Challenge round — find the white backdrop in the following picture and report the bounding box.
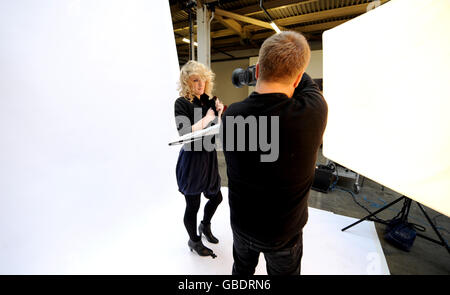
[0,0,181,274]
[323,0,450,216]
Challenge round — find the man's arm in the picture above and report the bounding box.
[293,72,328,134]
[293,72,321,98]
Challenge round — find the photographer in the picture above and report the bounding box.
[221,32,328,274]
[174,61,224,258]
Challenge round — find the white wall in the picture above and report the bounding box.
[211,59,249,107]
[248,56,259,95]
[0,0,180,274]
[306,50,323,79]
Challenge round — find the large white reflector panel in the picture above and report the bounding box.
[323,0,450,216]
[0,0,180,273]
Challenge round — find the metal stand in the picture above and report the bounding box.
[186,0,196,61]
[342,195,450,254]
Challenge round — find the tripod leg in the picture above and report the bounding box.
[415,203,450,254]
[402,198,412,223]
[342,196,405,231]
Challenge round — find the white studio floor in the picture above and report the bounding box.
[79,187,389,275]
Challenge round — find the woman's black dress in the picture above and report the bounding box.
[174,94,221,196]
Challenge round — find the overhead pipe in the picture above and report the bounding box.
[259,0,272,22]
[260,0,281,33]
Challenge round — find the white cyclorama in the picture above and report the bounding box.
[323,0,450,217]
[0,0,181,274]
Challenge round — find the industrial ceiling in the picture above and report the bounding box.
[170,0,390,64]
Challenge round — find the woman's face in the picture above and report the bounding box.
[189,75,205,97]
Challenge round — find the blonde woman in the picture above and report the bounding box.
[174,61,224,258]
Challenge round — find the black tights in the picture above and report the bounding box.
[183,191,223,242]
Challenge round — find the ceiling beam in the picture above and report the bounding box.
[176,20,340,46]
[211,28,235,39]
[173,20,192,31]
[174,1,388,34]
[232,0,318,16]
[186,17,343,43]
[170,4,181,15]
[204,18,348,49]
[173,1,391,55]
[212,36,242,47]
[214,15,249,40]
[276,0,389,26]
[173,0,318,30]
[250,19,349,41]
[210,17,346,43]
[214,8,286,31]
[297,19,349,33]
[175,9,359,44]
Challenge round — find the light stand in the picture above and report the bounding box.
[342,195,450,254]
[185,0,197,61]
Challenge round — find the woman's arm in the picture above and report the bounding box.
[174,99,193,136]
[191,108,216,132]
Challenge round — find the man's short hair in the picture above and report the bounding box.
[258,31,311,83]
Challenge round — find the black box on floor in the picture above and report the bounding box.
[312,165,334,193]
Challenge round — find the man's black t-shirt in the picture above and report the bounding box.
[221,73,328,246]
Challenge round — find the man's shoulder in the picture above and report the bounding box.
[223,99,249,116]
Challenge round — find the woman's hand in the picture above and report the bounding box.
[215,98,224,118]
[192,105,221,132]
[204,108,216,126]
[191,108,216,132]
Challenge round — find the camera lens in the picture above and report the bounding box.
[231,65,257,88]
[231,68,246,88]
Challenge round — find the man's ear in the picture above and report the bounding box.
[255,63,260,80]
[293,71,304,88]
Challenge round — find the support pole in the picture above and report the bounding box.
[188,7,195,61]
[196,4,211,67]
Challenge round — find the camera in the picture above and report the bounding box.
[231,65,323,92]
[231,65,257,88]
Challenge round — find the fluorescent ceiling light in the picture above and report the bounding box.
[182,37,198,46]
[270,22,281,34]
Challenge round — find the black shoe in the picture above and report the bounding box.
[188,239,217,258]
[199,221,219,244]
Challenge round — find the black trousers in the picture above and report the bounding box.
[232,229,303,275]
[183,191,223,242]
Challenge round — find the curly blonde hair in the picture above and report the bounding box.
[178,60,215,101]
